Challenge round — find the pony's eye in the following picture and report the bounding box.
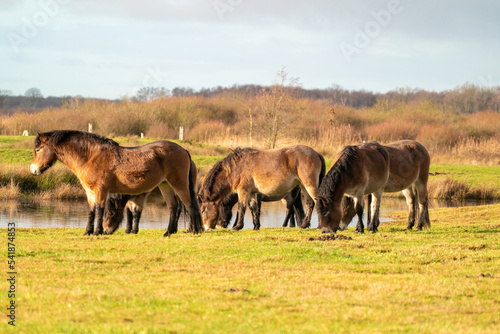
[35,148,42,154]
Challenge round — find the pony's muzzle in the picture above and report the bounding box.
[321,226,338,234]
[30,164,41,176]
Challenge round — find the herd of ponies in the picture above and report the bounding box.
[30,130,431,237]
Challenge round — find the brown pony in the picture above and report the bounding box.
[103,159,197,235]
[30,130,203,236]
[216,187,305,229]
[198,145,325,230]
[317,142,390,233]
[342,140,431,231]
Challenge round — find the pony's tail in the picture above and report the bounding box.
[318,153,326,185]
[186,152,204,234]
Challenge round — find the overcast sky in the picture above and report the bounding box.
[1,0,499,99]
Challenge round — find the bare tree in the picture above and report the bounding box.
[258,67,301,149]
[135,87,170,102]
[0,89,12,108]
[24,87,43,108]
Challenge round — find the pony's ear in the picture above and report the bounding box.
[317,197,330,216]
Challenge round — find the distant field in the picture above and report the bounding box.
[2,204,498,333]
[430,164,500,189]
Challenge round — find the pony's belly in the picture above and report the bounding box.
[384,177,416,193]
[254,179,299,198]
[112,177,164,195]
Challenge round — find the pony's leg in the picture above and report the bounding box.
[414,181,431,230]
[300,191,315,229]
[402,187,416,230]
[354,198,364,233]
[158,183,180,236]
[173,196,184,232]
[233,191,250,231]
[125,208,133,234]
[249,194,262,230]
[130,194,147,234]
[85,206,96,235]
[368,191,383,234]
[366,195,372,231]
[83,190,96,235]
[233,202,247,230]
[131,207,142,234]
[282,196,293,227]
[166,178,203,235]
[293,189,305,228]
[219,194,238,228]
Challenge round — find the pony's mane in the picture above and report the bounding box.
[43,130,118,147]
[318,145,358,200]
[202,147,258,197]
[37,130,119,154]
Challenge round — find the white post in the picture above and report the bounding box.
[229,139,233,148]
[88,123,93,133]
[179,126,184,141]
[141,133,144,139]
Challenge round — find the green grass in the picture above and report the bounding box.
[0,135,35,148]
[1,204,499,333]
[430,164,500,189]
[0,149,32,164]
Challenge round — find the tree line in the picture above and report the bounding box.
[2,83,499,115]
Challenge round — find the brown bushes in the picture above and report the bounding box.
[0,95,498,164]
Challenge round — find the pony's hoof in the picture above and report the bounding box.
[83,231,93,236]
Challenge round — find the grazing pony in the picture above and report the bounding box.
[30,130,203,236]
[217,187,305,229]
[198,145,325,230]
[103,159,197,235]
[317,142,390,233]
[342,140,431,231]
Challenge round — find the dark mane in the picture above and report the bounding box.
[202,147,258,198]
[36,130,119,155]
[44,130,118,147]
[318,145,358,200]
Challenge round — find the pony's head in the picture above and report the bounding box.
[316,196,343,233]
[197,193,220,230]
[103,194,131,234]
[30,133,57,175]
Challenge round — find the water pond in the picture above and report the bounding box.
[1,197,494,232]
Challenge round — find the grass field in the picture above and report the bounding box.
[1,204,499,333]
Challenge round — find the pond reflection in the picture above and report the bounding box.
[1,197,495,231]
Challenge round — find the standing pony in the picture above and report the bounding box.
[30,130,203,236]
[103,159,198,235]
[198,145,325,230]
[342,140,431,231]
[317,142,390,234]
